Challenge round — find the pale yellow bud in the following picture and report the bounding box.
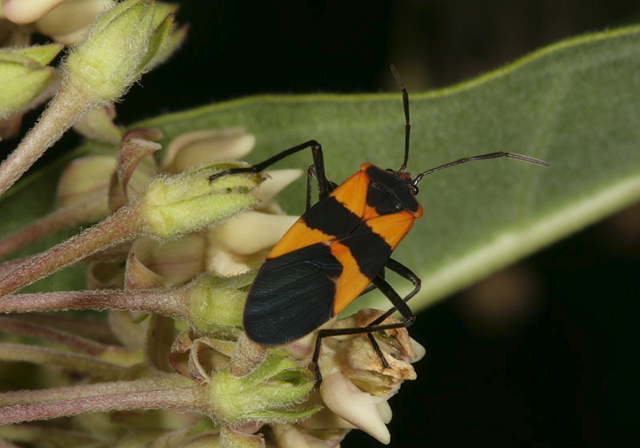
[138,163,263,239]
[0,44,61,118]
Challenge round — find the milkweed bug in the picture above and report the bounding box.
[209,66,548,382]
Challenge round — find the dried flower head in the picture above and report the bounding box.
[273,309,425,445]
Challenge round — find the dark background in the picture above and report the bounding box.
[9,1,640,446]
[119,1,640,447]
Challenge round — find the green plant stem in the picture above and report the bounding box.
[0,206,141,297]
[0,343,128,380]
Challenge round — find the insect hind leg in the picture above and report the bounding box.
[367,257,421,326]
[312,262,419,384]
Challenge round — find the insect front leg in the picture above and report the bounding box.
[306,165,338,210]
[208,140,333,198]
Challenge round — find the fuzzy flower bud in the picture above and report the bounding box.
[63,0,179,104]
[0,1,184,197]
[206,169,301,276]
[207,352,319,424]
[137,163,264,239]
[0,44,61,118]
[187,272,255,338]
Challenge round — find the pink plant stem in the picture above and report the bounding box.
[0,376,190,407]
[0,83,89,198]
[0,206,140,297]
[0,288,187,320]
[0,257,29,278]
[0,382,204,425]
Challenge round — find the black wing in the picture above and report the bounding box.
[243,243,343,345]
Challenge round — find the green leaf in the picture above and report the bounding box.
[4,25,640,313]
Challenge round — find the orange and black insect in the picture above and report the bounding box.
[209,67,548,380]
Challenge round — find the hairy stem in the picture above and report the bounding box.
[0,288,188,321]
[0,82,92,198]
[0,376,191,407]
[0,206,140,297]
[0,381,204,425]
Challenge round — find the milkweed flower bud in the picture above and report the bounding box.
[56,154,116,220]
[0,0,185,196]
[187,272,255,338]
[206,170,302,276]
[0,44,61,118]
[207,352,319,424]
[1,0,69,24]
[138,163,264,240]
[63,0,179,104]
[163,128,257,173]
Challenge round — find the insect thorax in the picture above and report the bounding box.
[363,165,420,216]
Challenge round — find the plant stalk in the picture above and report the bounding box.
[0,381,203,425]
[0,206,140,297]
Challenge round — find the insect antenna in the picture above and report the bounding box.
[390,64,411,172]
[412,151,549,187]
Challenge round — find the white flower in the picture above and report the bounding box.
[320,370,393,444]
[314,309,425,444]
[2,0,114,44]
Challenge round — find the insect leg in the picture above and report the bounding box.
[355,259,421,372]
[306,165,338,210]
[312,274,416,384]
[390,64,411,172]
[357,267,386,297]
[208,139,333,198]
[366,258,421,326]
